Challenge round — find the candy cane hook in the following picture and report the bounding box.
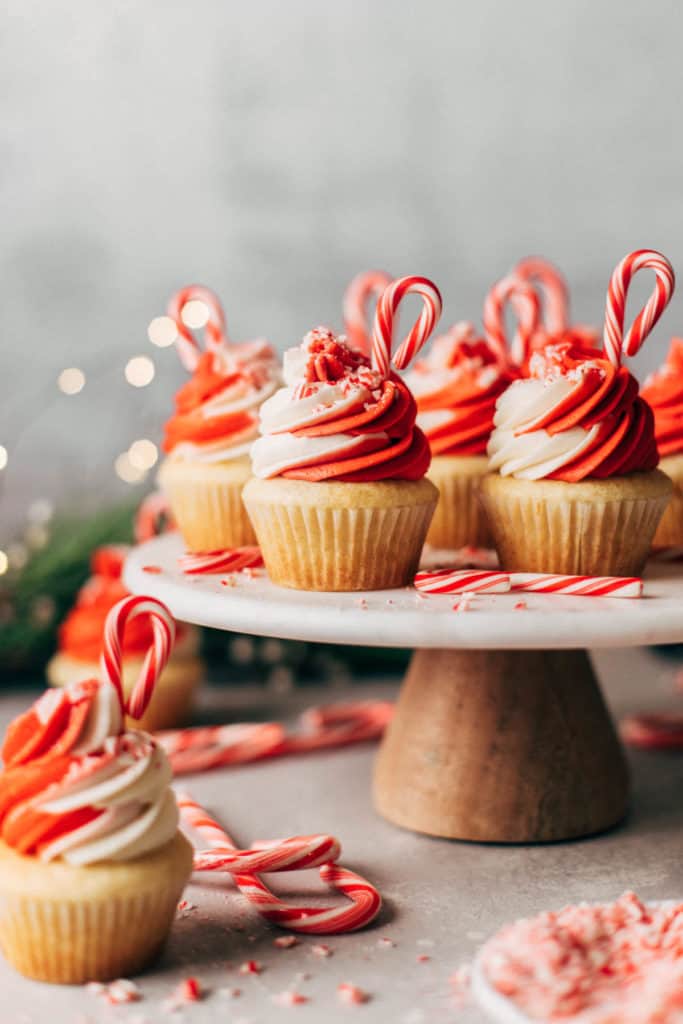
[483,274,541,368]
[603,249,675,367]
[100,595,175,718]
[343,270,393,354]
[167,284,228,372]
[371,276,442,378]
[514,256,569,334]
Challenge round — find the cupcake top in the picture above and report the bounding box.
[488,249,676,482]
[162,285,279,463]
[251,276,442,483]
[641,338,683,458]
[0,679,177,865]
[405,323,513,456]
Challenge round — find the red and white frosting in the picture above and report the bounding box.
[0,680,177,865]
[641,338,683,458]
[250,327,431,482]
[406,323,513,456]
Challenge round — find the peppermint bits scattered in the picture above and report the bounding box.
[337,982,371,1005]
[239,959,263,975]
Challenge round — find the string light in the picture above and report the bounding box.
[114,452,147,484]
[148,316,178,348]
[0,446,7,471]
[57,368,86,395]
[181,299,209,329]
[0,552,8,576]
[128,439,158,471]
[125,356,155,388]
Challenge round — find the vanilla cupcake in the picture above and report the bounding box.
[481,250,675,576]
[0,678,193,983]
[641,338,683,548]
[157,285,279,551]
[47,546,203,731]
[243,277,442,590]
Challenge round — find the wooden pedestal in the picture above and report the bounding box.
[373,648,630,843]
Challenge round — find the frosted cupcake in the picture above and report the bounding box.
[481,250,675,577]
[157,285,279,551]
[0,598,193,983]
[243,276,442,591]
[641,338,683,548]
[47,546,203,731]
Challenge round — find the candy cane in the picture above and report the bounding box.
[343,270,393,354]
[178,547,264,575]
[621,713,683,750]
[134,492,175,544]
[514,256,569,334]
[414,570,511,595]
[177,794,382,934]
[603,249,675,367]
[483,274,542,367]
[509,573,643,598]
[100,595,175,718]
[371,276,442,378]
[167,284,228,372]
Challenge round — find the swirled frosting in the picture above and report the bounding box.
[0,680,178,865]
[250,328,431,481]
[163,340,279,463]
[488,341,658,481]
[641,338,683,457]
[58,547,187,662]
[405,323,513,456]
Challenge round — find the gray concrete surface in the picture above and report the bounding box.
[0,645,682,1021]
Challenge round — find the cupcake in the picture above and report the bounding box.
[641,338,683,548]
[0,600,193,983]
[481,249,675,577]
[243,276,442,591]
[157,284,279,551]
[47,545,203,731]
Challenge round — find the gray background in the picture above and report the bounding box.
[3,0,683,539]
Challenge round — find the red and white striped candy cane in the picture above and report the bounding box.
[177,794,382,934]
[178,546,264,575]
[603,249,675,367]
[100,595,175,718]
[414,569,511,595]
[509,573,642,598]
[371,276,442,378]
[134,492,175,544]
[514,256,569,334]
[167,284,228,372]
[483,274,542,367]
[343,269,393,354]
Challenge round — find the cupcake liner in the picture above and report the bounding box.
[426,454,491,549]
[243,477,438,591]
[47,653,204,732]
[0,833,193,983]
[653,454,683,548]
[158,456,256,551]
[480,470,672,577]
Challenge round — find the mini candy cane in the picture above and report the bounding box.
[514,256,569,334]
[134,491,175,544]
[100,595,175,717]
[603,249,675,366]
[178,546,264,575]
[343,269,393,353]
[509,573,643,598]
[177,794,382,933]
[371,275,442,378]
[414,570,511,595]
[621,713,683,750]
[483,274,542,367]
[167,284,228,372]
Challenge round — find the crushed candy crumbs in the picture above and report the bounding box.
[274,935,299,948]
[239,959,263,975]
[337,983,370,1005]
[311,944,332,958]
[272,990,309,1006]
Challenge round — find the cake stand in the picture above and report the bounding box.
[124,535,683,845]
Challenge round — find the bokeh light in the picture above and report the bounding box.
[28,499,54,524]
[114,452,147,484]
[0,552,8,576]
[181,299,209,329]
[125,356,155,388]
[148,316,178,348]
[57,368,86,395]
[128,438,158,471]
[25,524,49,549]
[0,446,7,471]
[7,543,28,571]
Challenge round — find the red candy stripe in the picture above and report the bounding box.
[177,794,382,934]
[167,284,228,372]
[483,273,541,367]
[100,596,175,718]
[621,713,683,750]
[178,547,264,575]
[414,570,511,595]
[514,256,569,334]
[134,492,175,544]
[603,249,675,367]
[343,269,393,354]
[371,276,442,378]
[510,573,643,598]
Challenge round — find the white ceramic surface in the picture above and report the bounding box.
[124,535,683,650]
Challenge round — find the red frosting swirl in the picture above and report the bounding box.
[641,338,683,457]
